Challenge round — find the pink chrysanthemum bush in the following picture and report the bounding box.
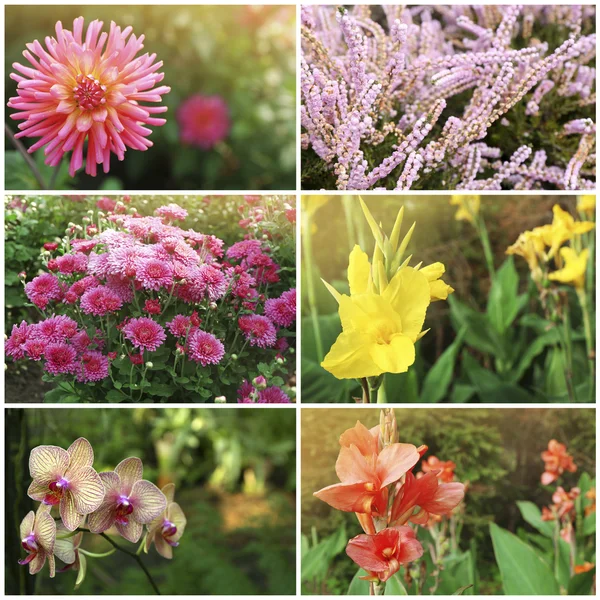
[301,5,596,190]
[6,198,296,403]
[17,437,184,594]
[7,17,170,177]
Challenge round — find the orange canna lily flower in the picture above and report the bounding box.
[541,439,577,485]
[585,488,596,516]
[346,526,424,583]
[314,421,420,517]
[421,455,456,483]
[390,471,464,526]
[575,562,595,574]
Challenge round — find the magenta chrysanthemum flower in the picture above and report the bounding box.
[226,240,263,261]
[166,315,191,338]
[44,343,78,375]
[265,288,296,328]
[24,339,46,361]
[123,317,166,352]
[177,95,230,150]
[155,204,188,222]
[137,258,174,291]
[30,315,79,343]
[68,275,100,298]
[80,286,123,316]
[198,264,227,301]
[258,386,291,404]
[6,321,31,360]
[96,197,117,212]
[238,315,277,348]
[7,17,170,177]
[77,351,110,383]
[24,274,62,309]
[71,330,92,353]
[55,253,88,275]
[187,330,225,366]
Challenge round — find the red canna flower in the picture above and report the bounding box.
[421,455,456,483]
[314,421,419,517]
[346,526,423,582]
[541,440,577,485]
[390,471,464,526]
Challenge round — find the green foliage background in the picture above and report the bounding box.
[6,407,296,595]
[5,5,296,191]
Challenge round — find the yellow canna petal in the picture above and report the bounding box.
[383,267,430,341]
[429,279,455,302]
[359,197,385,251]
[548,247,589,290]
[369,333,416,374]
[321,330,381,379]
[419,262,445,281]
[348,245,371,296]
[577,195,596,215]
[338,293,403,335]
[322,279,342,304]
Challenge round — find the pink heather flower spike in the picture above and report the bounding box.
[19,507,57,577]
[27,438,105,531]
[88,457,167,543]
[144,483,187,559]
[7,17,170,177]
[177,95,230,150]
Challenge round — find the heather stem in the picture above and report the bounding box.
[5,123,47,189]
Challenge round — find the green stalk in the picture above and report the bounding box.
[79,548,116,558]
[476,216,496,280]
[302,211,324,362]
[377,376,388,404]
[576,288,594,401]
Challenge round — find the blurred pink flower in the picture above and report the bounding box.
[7,17,170,177]
[177,95,230,149]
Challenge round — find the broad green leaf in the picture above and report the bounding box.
[420,328,466,402]
[437,551,475,595]
[583,513,596,535]
[510,328,560,383]
[301,526,346,583]
[486,257,523,333]
[450,384,477,403]
[489,523,560,595]
[384,574,407,595]
[346,570,406,595]
[516,501,554,538]
[383,370,419,403]
[568,568,596,595]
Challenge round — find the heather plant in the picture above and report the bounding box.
[6,198,296,403]
[17,437,185,594]
[491,439,596,595]
[301,5,596,190]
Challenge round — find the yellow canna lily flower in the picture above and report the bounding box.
[541,205,595,258]
[548,247,589,290]
[577,195,596,217]
[417,262,455,302]
[450,195,480,224]
[321,267,431,379]
[506,229,547,282]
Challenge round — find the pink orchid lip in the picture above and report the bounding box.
[21,534,38,553]
[115,496,135,525]
[162,519,177,538]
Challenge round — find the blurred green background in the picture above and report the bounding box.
[5,194,296,402]
[301,407,595,595]
[6,407,296,595]
[5,6,296,190]
[301,195,596,403]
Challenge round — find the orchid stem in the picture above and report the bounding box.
[5,123,47,189]
[78,529,161,594]
[79,548,117,558]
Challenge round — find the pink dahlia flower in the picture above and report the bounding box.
[80,286,123,316]
[123,317,166,352]
[177,95,230,149]
[188,330,225,366]
[7,17,170,177]
[238,315,277,348]
[77,351,110,383]
[88,457,167,543]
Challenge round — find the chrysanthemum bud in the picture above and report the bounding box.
[145,362,153,369]
[231,354,238,361]
[215,396,227,404]
[252,375,267,390]
[209,302,218,311]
